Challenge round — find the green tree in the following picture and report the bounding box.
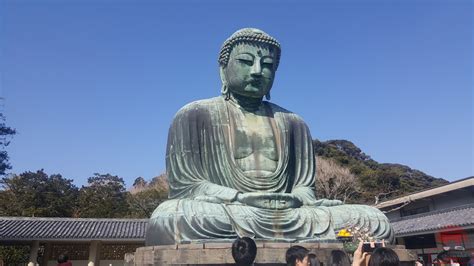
[313,139,448,204]
[77,173,129,218]
[0,245,30,265]
[0,113,16,176]
[127,175,168,218]
[0,170,78,217]
[132,176,147,188]
[127,189,167,218]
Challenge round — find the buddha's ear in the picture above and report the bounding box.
[219,66,227,85]
[219,66,230,99]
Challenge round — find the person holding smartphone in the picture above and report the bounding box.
[352,240,400,266]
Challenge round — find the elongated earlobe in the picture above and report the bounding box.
[265,91,271,101]
[221,84,230,100]
[219,67,230,100]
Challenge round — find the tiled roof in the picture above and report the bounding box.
[377,177,473,209]
[0,217,148,241]
[391,204,474,237]
[3,205,473,241]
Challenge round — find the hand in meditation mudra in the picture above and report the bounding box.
[146,28,393,245]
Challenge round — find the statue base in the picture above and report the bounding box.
[132,242,417,265]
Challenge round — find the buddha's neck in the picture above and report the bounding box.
[228,92,263,112]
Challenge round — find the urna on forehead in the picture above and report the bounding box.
[218,27,282,69]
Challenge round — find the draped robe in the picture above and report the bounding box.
[145,97,393,245]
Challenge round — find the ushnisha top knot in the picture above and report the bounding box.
[218,28,281,70]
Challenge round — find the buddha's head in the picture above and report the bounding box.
[218,28,281,101]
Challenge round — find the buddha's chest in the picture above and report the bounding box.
[232,111,278,162]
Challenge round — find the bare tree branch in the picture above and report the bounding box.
[315,156,360,203]
[374,187,398,205]
[381,199,412,214]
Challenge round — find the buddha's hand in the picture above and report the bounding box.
[194,195,226,204]
[236,192,303,210]
[312,199,344,207]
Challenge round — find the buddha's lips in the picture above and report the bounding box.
[249,79,262,87]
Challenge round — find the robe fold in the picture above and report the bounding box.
[146,97,393,245]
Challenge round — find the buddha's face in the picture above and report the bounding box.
[223,42,276,99]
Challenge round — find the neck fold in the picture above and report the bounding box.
[228,92,263,111]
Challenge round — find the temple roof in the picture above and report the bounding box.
[2,204,473,241]
[0,217,148,241]
[376,177,474,209]
[390,204,474,237]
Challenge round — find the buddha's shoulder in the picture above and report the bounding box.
[173,97,223,118]
[266,101,306,124]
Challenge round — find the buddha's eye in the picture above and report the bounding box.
[262,62,273,69]
[261,57,274,69]
[237,59,253,66]
[235,54,254,66]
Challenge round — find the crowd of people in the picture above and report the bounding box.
[56,237,472,265]
[232,237,401,266]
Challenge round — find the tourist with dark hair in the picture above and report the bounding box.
[368,247,400,266]
[352,241,400,266]
[232,237,257,265]
[329,250,350,266]
[436,251,461,265]
[436,251,450,264]
[57,254,72,266]
[286,245,309,266]
[308,253,319,266]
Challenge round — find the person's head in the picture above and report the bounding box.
[232,237,257,265]
[436,251,450,263]
[329,250,350,266]
[57,254,68,264]
[308,253,319,266]
[368,247,400,266]
[218,28,281,101]
[286,245,309,266]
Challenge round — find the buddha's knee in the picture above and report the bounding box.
[146,199,236,245]
[326,204,393,241]
[146,199,180,245]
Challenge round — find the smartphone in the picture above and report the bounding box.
[362,242,383,253]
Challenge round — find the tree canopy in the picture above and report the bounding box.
[0,113,16,176]
[0,170,78,217]
[77,173,129,218]
[127,174,169,218]
[313,139,448,204]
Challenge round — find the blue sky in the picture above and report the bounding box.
[1,0,472,187]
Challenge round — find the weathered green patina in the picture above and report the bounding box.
[145,28,393,245]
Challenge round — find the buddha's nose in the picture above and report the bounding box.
[250,62,262,77]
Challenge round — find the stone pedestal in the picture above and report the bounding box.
[133,242,417,265]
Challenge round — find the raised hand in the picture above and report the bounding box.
[352,241,370,266]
